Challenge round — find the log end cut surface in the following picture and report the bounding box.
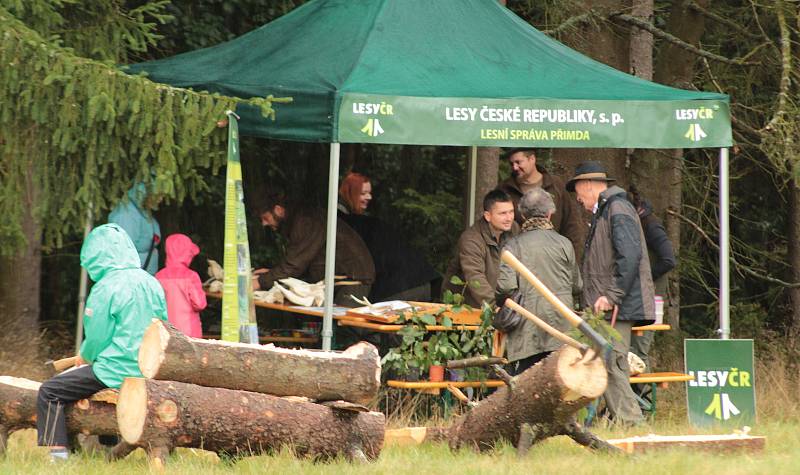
[557,346,607,400]
[117,378,147,444]
[138,319,170,378]
[0,376,42,391]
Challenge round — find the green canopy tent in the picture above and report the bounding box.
[128,0,733,349]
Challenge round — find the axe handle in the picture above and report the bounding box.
[504,299,587,352]
[52,356,79,372]
[501,250,610,352]
[501,250,583,327]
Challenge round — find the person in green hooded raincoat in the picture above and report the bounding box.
[108,183,162,275]
[37,223,167,460]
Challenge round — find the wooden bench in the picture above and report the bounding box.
[629,371,694,416]
[386,379,505,396]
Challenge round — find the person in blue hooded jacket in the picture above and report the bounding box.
[108,183,162,275]
[37,224,167,460]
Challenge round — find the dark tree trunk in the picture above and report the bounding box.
[448,346,607,452]
[788,178,800,337]
[473,147,500,222]
[650,0,711,328]
[138,320,381,404]
[0,153,42,375]
[117,378,385,463]
[552,0,630,191]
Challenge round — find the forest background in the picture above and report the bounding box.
[0,0,798,378]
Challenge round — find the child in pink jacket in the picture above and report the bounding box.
[156,234,207,338]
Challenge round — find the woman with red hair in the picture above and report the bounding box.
[336,171,438,304]
[338,173,373,215]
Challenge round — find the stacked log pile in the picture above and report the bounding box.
[118,320,385,465]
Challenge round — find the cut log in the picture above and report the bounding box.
[139,320,380,404]
[448,346,609,452]
[117,378,385,462]
[0,376,120,456]
[607,434,766,454]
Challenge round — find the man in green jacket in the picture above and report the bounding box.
[496,188,582,375]
[37,224,167,460]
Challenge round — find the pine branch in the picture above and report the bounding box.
[609,12,758,66]
[667,209,800,288]
[541,12,595,36]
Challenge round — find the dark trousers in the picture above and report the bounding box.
[37,365,107,447]
[510,351,552,376]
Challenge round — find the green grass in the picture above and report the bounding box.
[2,418,797,475]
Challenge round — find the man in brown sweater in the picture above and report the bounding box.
[443,189,516,308]
[499,148,586,258]
[252,192,375,307]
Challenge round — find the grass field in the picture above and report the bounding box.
[2,341,797,474]
[1,417,796,475]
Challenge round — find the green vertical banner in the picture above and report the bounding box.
[221,111,259,344]
[685,339,756,427]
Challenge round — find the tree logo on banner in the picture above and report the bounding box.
[684,123,708,142]
[704,393,741,421]
[361,118,385,137]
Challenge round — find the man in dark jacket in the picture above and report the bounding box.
[443,189,516,307]
[252,193,375,307]
[627,189,676,399]
[499,148,586,258]
[567,161,655,426]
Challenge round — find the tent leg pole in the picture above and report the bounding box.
[322,143,341,351]
[719,147,730,340]
[75,204,93,354]
[467,146,478,226]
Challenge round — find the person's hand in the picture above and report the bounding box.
[74,355,87,367]
[253,268,270,275]
[593,296,613,314]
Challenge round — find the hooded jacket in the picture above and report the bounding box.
[79,224,168,388]
[637,200,676,296]
[156,234,207,338]
[108,183,161,275]
[581,186,655,321]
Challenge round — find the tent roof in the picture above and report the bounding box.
[127,0,731,148]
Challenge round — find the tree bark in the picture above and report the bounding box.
[0,376,119,456]
[117,378,385,462]
[138,320,380,404]
[473,147,500,222]
[448,346,607,452]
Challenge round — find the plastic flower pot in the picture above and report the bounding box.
[429,364,445,382]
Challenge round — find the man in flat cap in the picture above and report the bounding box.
[567,161,656,426]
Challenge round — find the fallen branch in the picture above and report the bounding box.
[610,12,757,66]
[446,356,508,369]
